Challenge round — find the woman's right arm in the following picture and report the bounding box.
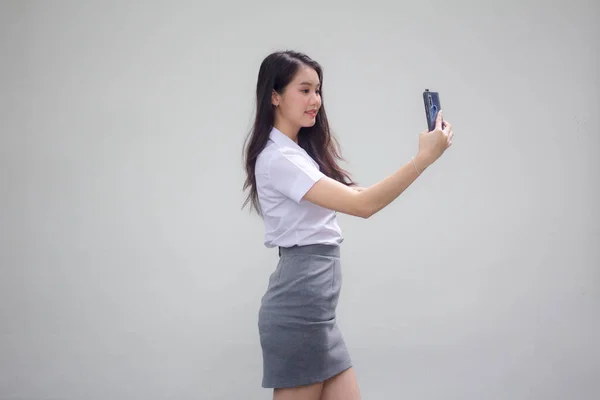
[303,111,454,218]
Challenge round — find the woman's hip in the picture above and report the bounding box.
[259,244,342,324]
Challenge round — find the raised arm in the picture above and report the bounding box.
[303,156,424,218]
[303,111,453,218]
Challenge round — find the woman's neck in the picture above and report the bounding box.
[273,119,299,144]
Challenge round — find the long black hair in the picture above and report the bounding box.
[242,50,355,215]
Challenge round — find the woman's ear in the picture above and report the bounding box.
[271,90,280,107]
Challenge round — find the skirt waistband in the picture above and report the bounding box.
[278,244,340,258]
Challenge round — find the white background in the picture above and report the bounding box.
[1,0,598,399]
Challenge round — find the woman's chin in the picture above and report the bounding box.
[301,117,317,127]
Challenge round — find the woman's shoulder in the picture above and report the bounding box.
[255,142,276,175]
[256,143,307,175]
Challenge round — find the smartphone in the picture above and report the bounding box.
[423,89,442,131]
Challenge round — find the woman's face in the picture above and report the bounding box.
[272,65,322,135]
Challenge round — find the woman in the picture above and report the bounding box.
[242,50,453,400]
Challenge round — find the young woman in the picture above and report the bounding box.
[242,50,453,400]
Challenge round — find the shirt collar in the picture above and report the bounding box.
[269,127,303,151]
[269,126,321,169]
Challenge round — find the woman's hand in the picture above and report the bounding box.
[415,110,454,171]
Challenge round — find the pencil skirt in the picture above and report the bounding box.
[257,243,352,388]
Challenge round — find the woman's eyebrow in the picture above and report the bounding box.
[299,81,320,87]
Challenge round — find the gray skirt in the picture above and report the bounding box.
[258,243,352,388]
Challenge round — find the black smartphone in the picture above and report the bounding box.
[423,89,442,131]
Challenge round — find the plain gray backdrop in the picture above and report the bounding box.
[1,0,598,399]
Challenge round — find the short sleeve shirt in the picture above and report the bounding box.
[255,127,344,248]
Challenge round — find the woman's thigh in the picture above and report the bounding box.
[272,382,324,400]
[320,367,361,400]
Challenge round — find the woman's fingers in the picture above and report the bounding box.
[443,120,452,135]
[435,110,443,131]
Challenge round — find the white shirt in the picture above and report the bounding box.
[255,127,344,248]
